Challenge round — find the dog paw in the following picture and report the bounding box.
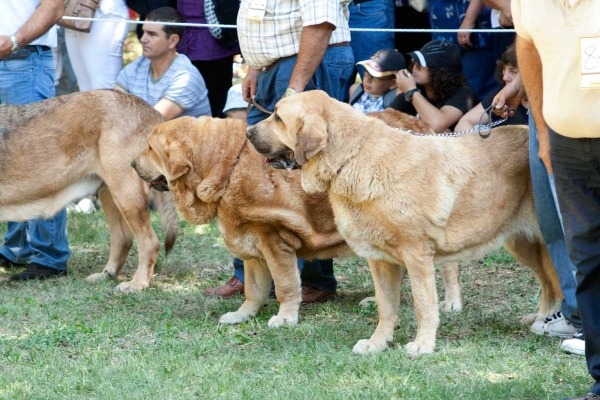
[352,339,386,355]
[359,296,377,308]
[85,271,111,284]
[520,313,541,326]
[115,281,147,293]
[219,312,250,325]
[268,313,298,328]
[405,341,435,357]
[439,300,462,313]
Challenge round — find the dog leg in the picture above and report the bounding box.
[86,186,133,284]
[219,258,271,324]
[359,265,407,308]
[439,262,462,313]
[504,237,561,325]
[353,259,402,355]
[103,174,160,293]
[265,250,301,328]
[404,254,439,356]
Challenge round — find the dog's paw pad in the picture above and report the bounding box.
[219,312,248,325]
[352,339,385,355]
[268,314,298,328]
[85,272,110,283]
[439,300,462,313]
[405,341,434,357]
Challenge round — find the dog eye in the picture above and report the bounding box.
[274,113,281,122]
[148,146,153,151]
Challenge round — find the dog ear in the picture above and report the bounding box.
[294,114,328,165]
[166,152,191,182]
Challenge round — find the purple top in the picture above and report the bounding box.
[177,0,240,61]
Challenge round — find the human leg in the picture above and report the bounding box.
[0,48,70,278]
[528,114,581,337]
[550,128,600,395]
[67,12,128,91]
[192,56,235,118]
[349,0,395,79]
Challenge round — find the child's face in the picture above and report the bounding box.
[362,71,397,96]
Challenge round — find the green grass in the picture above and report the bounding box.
[0,213,590,399]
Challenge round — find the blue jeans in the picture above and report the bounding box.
[237,45,354,292]
[461,47,499,101]
[549,128,600,395]
[349,0,395,79]
[528,114,580,328]
[0,46,70,270]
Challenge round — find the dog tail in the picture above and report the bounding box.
[151,191,179,254]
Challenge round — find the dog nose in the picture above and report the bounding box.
[246,126,255,140]
[131,160,137,169]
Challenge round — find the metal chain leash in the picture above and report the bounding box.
[401,105,508,139]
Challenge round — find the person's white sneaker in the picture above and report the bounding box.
[561,329,585,356]
[530,311,579,338]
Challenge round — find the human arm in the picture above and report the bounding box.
[0,0,63,58]
[288,22,334,94]
[458,0,484,48]
[395,69,465,133]
[483,0,513,27]
[516,35,550,172]
[154,99,185,120]
[242,67,261,103]
[454,103,487,132]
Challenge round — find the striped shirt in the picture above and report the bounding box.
[116,54,212,118]
[237,0,352,69]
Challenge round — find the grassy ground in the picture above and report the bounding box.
[0,212,590,399]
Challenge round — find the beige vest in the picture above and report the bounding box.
[512,0,600,138]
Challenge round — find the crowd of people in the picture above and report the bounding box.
[1,1,599,399]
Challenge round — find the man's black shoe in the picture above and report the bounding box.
[0,254,21,269]
[10,263,67,281]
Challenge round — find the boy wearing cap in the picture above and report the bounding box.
[222,84,247,120]
[349,49,405,114]
[390,40,477,133]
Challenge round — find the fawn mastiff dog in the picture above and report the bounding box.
[0,90,178,292]
[132,116,354,327]
[246,90,562,356]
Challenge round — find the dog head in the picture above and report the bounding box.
[246,90,331,167]
[133,116,245,225]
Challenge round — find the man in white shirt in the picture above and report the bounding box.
[0,0,72,281]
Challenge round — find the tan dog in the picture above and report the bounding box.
[0,90,178,292]
[133,116,355,326]
[246,90,562,356]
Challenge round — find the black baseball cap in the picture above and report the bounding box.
[407,40,462,73]
[356,49,406,78]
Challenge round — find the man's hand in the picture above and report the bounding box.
[242,67,261,104]
[0,36,14,59]
[457,20,475,48]
[492,74,525,118]
[498,12,513,28]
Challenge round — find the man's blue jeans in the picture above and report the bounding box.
[528,114,580,328]
[549,128,600,395]
[234,45,355,292]
[0,46,70,270]
[348,0,395,79]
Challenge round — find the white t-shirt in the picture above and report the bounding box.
[0,0,57,48]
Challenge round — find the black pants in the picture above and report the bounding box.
[192,55,235,118]
[550,129,600,395]
[394,6,431,55]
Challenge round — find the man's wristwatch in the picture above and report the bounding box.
[285,87,297,97]
[9,35,19,53]
[404,88,421,103]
